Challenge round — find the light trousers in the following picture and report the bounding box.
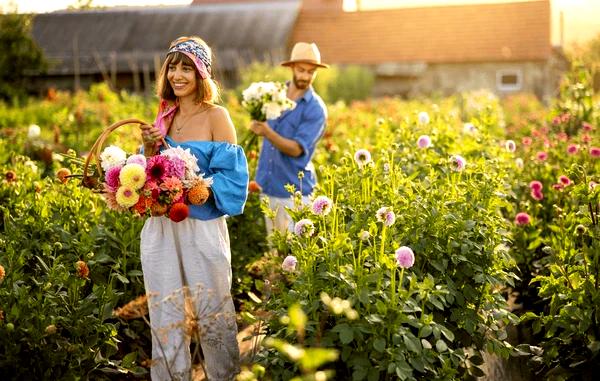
[141,216,240,381]
[261,194,311,235]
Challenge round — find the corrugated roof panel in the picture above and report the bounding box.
[32,1,301,74]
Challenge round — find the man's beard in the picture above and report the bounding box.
[293,76,310,89]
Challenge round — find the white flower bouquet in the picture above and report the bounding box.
[241,81,295,122]
[240,82,295,152]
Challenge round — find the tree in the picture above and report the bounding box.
[68,0,96,10]
[0,11,47,102]
[568,32,600,90]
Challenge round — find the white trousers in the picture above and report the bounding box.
[261,194,311,235]
[141,216,240,381]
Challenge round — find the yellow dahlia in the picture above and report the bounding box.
[119,163,146,190]
[116,185,140,208]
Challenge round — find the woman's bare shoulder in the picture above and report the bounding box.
[207,105,236,144]
[206,104,228,117]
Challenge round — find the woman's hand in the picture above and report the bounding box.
[249,120,270,137]
[140,124,162,156]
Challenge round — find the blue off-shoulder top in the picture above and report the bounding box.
[163,136,249,221]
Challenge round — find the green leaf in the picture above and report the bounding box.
[440,326,455,342]
[352,368,368,381]
[240,311,257,324]
[340,326,354,344]
[367,368,380,381]
[121,352,137,368]
[527,238,543,250]
[300,348,338,372]
[419,325,433,338]
[409,356,425,373]
[429,295,444,310]
[403,334,421,353]
[366,314,383,324]
[289,304,307,332]
[395,366,409,380]
[247,291,262,304]
[468,365,486,377]
[373,337,386,353]
[520,311,538,322]
[435,339,448,352]
[588,341,600,354]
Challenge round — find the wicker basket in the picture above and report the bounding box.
[82,118,167,190]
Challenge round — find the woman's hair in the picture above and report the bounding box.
[156,36,220,104]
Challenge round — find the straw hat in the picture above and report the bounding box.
[280,42,329,68]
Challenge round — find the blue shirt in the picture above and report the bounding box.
[164,136,249,220]
[255,86,327,197]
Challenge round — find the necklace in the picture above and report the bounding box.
[172,103,210,135]
[173,111,194,135]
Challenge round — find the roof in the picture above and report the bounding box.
[291,0,551,65]
[31,1,301,75]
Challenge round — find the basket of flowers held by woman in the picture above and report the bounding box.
[80,118,212,222]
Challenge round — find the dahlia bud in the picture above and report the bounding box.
[75,260,89,279]
[575,224,587,235]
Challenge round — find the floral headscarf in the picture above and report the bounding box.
[154,39,212,137]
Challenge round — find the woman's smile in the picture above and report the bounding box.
[167,61,197,97]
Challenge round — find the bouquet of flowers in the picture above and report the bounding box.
[242,81,295,122]
[98,144,212,222]
[240,81,295,151]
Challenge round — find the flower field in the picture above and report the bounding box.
[1,65,599,380]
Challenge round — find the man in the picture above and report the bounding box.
[249,42,328,234]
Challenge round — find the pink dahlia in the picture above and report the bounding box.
[529,181,543,192]
[449,155,466,171]
[395,246,415,269]
[311,196,333,216]
[146,155,170,182]
[531,189,544,201]
[536,151,548,161]
[294,219,315,237]
[530,189,543,201]
[281,256,298,272]
[105,165,122,189]
[515,212,531,226]
[417,135,432,149]
[557,132,568,142]
[165,156,186,179]
[162,176,184,201]
[376,207,396,227]
[559,175,571,186]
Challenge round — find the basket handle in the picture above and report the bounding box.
[82,118,168,189]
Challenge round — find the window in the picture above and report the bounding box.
[496,69,523,92]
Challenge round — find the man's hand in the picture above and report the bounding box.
[249,121,270,136]
[249,120,303,157]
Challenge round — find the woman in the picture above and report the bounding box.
[140,36,247,381]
